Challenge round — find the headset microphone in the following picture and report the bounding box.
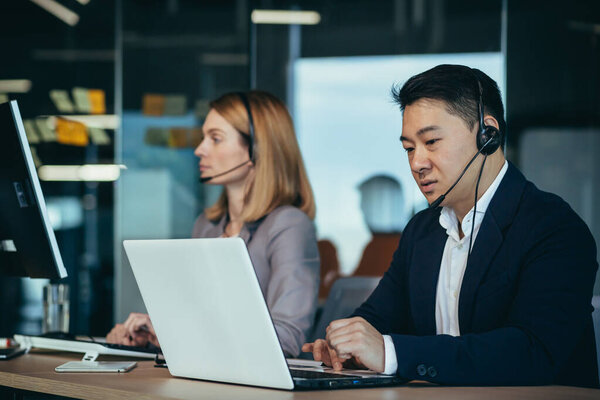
[199,160,251,183]
[428,137,492,209]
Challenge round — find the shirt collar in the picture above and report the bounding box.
[439,160,508,241]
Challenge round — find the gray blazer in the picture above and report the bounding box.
[192,205,320,357]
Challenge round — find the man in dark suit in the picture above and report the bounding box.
[303,64,599,387]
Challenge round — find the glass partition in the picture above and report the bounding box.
[294,53,504,272]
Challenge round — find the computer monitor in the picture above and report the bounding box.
[0,100,67,279]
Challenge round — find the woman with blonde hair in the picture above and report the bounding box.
[107,91,319,357]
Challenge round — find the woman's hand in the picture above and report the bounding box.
[106,312,160,347]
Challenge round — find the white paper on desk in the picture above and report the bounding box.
[286,358,323,368]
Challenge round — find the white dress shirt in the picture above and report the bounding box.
[382,161,508,375]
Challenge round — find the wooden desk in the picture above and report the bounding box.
[0,352,598,400]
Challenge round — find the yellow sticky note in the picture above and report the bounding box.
[88,89,106,114]
[56,118,89,146]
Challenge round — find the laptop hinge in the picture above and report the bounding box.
[82,351,99,362]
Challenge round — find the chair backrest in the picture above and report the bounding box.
[317,240,341,300]
[353,233,400,277]
[592,295,600,380]
[309,276,380,343]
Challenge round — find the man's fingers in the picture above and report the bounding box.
[327,334,354,361]
[313,338,342,370]
[328,345,345,371]
[303,337,358,371]
[328,316,365,330]
[326,317,360,334]
[326,318,368,346]
[301,343,314,353]
[333,341,355,358]
[312,340,324,361]
[326,324,358,345]
[314,339,333,366]
[302,339,349,369]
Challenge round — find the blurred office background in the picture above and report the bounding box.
[0,0,598,336]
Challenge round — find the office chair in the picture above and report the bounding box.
[317,240,341,300]
[353,233,400,277]
[308,276,380,343]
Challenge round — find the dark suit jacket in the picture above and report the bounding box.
[353,162,599,387]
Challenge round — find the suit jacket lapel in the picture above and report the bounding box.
[410,222,447,335]
[458,162,527,332]
[458,213,503,331]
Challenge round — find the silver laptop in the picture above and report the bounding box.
[123,238,406,390]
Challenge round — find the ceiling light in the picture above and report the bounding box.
[38,165,126,182]
[29,0,79,27]
[0,80,32,93]
[251,10,321,25]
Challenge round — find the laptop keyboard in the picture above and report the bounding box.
[291,369,363,380]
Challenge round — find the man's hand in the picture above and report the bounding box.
[325,317,385,373]
[302,317,385,373]
[106,312,160,347]
[302,339,348,370]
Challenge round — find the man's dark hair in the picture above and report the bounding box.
[392,64,506,147]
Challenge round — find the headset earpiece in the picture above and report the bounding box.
[237,92,256,163]
[477,125,501,155]
[475,78,501,156]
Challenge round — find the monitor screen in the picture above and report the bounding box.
[0,101,67,279]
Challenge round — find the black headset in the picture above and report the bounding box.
[473,72,502,155]
[236,92,256,163]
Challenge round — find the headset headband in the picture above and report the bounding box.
[236,92,255,163]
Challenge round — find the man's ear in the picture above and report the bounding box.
[483,115,500,131]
